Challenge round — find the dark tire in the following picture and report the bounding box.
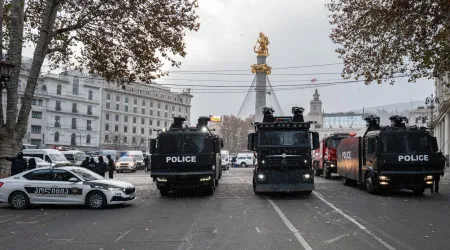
[365,173,377,194]
[342,176,350,186]
[324,165,331,179]
[205,180,215,195]
[253,179,262,196]
[160,189,170,196]
[302,190,313,195]
[314,168,321,177]
[240,162,246,168]
[9,191,30,210]
[413,188,425,195]
[86,191,107,209]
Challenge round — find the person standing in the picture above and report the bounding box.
[106,155,115,179]
[87,158,97,173]
[97,156,108,177]
[1,152,28,176]
[27,158,37,170]
[144,155,150,172]
[81,156,90,168]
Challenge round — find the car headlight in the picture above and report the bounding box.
[157,177,167,182]
[379,176,390,181]
[261,160,265,164]
[200,176,211,182]
[329,164,335,167]
[424,175,433,181]
[108,187,124,191]
[303,174,311,179]
[129,162,133,166]
[257,173,266,181]
[116,163,120,167]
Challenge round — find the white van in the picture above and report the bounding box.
[235,153,254,168]
[61,150,88,166]
[22,149,72,166]
[126,151,144,169]
[220,150,230,170]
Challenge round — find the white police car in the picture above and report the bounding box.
[0,166,135,209]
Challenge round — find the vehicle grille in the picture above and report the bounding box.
[265,156,307,169]
[125,187,135,194]
[168,176,201,186]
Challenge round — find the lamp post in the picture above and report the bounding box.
[425,93,440,134]
[0,56,14,86]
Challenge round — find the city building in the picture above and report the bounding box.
[431,75,449,164]
[408,106,431,127]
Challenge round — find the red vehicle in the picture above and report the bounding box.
[313,133,353,179]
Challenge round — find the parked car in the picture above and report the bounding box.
[61,150,88,166]
[235,153,254,168]
[23,157,51,168]
[22,149,72,167]
[21,144,39,150]
[125,151,144,170]
[115,157,137,173]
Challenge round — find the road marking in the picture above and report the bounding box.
[313,191,396,250]
[0,215,22,224]
[177,220,197,250]
[323,234,349,244]
[114,230,133,243]
[267,198,312,250]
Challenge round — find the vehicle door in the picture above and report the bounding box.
[246,156,253,165]
[50,169,84,204]
[21,169,55,204]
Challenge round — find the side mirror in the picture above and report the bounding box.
[69,177,78,182]
[247,133,255,151]
[150,139,156,154]
[312,132,320,150]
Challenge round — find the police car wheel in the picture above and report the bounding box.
[86,191,107,209]
[9,191,30,210]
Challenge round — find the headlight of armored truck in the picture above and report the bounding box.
[379,176,390,181]
[261,160,265,164]
[157,177,168,182]
[257,174,266,181]
[424,175,433,181]
[200,176,212,182]
[303,174,311,179]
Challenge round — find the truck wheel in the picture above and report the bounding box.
[206,180,216,195]
[365,173,377,194]
[240,162,247,168]
[314,168,320,177]
[253,179,262,196]
[302,190,313,195]
[413,188,425,195]
[160,189,170,196]
[324,166,331,179]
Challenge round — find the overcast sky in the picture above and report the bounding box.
[24,0,436,122]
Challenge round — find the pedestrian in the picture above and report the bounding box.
[27,157,37,170]
[1,152,28,176]
[87,158,97,173]
[81,156,90,168]
[144,155,150,172]
[434,174,441,193]
[97,156,108,178]
[106,155,115,179]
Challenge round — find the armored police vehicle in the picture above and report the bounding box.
[248,107,320,195]
[150,117,223,196]
[337,115,446,194]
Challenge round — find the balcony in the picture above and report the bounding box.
[87,126,92,131]
[72,125,77,129]
[55,107,61,111]
[54,122,61,128]
[72,109,78,114]
[87,111,93,115]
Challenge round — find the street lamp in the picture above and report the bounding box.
[0,56,14,85]
[425,93,440,134]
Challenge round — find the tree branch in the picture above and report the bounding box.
[46,36,75,54]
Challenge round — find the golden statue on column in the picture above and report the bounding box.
[254,32,270,56]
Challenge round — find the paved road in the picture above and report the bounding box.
[1,168,449,250]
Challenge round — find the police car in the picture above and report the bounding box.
[0,166,136,210]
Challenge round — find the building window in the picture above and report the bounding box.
[106,102,110,109]
[157,111,160,117]
[133,107,137,113]
[107,93,111,100]
[157,120,160,127]
[132,137,136,144]
[106,113,110,120]
[32,111,42,119]
[133,117,136,123]
[105,134,109,142]
[72,77,79,95]
[164,121,168,127]
[149,119,153,126]
[116,95,120,102]
[54,132,59,142]
[142,100,145,106]
[86,135,91,144]
[115,125,119,132]
[54,116,60,127]
[165,112,168,118]
[38,99,43,106]
[124,126,128,133]
[125,97,129,103]
[179,107,181,112]
[149,129,152,136]
[124,116,128,122]
[105,123,109,131]
[115,114,119,122]
[87,120,92,131]
[141,118,145,125]
[172,113,175,118]
[31,125,41,134]
[141,127,144,134]
[116,103,120,111]
[72,118,77,129]
[172,106,175,111]
[87,105,92,115]
[158,103,161,109]
[141,108,145,114]
[150,102,153,107]
[133,127,136,134]
[72,103,77,113]
[134,99,137,105]
[165,104,168,110]
[30,139,41,147]
[125,105,129,112]
[88,90,93,100]
[124,136,128,143]
[57,85,62,95]
[150,110,153,116]
[71,133,76,146]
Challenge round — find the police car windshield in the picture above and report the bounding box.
[118,157,133,162]
[158,134,210,154]
[259,130,309,147]
[50,154,68,161]
[381,132,436,153]
[70,168,104,181]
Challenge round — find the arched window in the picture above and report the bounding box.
[42,85,47,91]
[86,135,91,144]
[54,132,59,142]
[71,133,77,146]
[57,84,62,95]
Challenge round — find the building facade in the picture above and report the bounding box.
[431,75,450,165]
[408,106,431,127]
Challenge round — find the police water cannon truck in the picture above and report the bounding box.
[150,116,223,196]
[248,107,320,195]
[337,115,446,194]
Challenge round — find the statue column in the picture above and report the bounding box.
[251,32,271,122]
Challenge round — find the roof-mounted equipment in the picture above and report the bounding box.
[292,107,305,122]
[262,107,275,122]
[389,115,408,128]
[170,117,186,129]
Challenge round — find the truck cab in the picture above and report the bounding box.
[313,133,352,179]
[248,107,320,195]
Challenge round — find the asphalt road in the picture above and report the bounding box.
[1,168,449,250]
